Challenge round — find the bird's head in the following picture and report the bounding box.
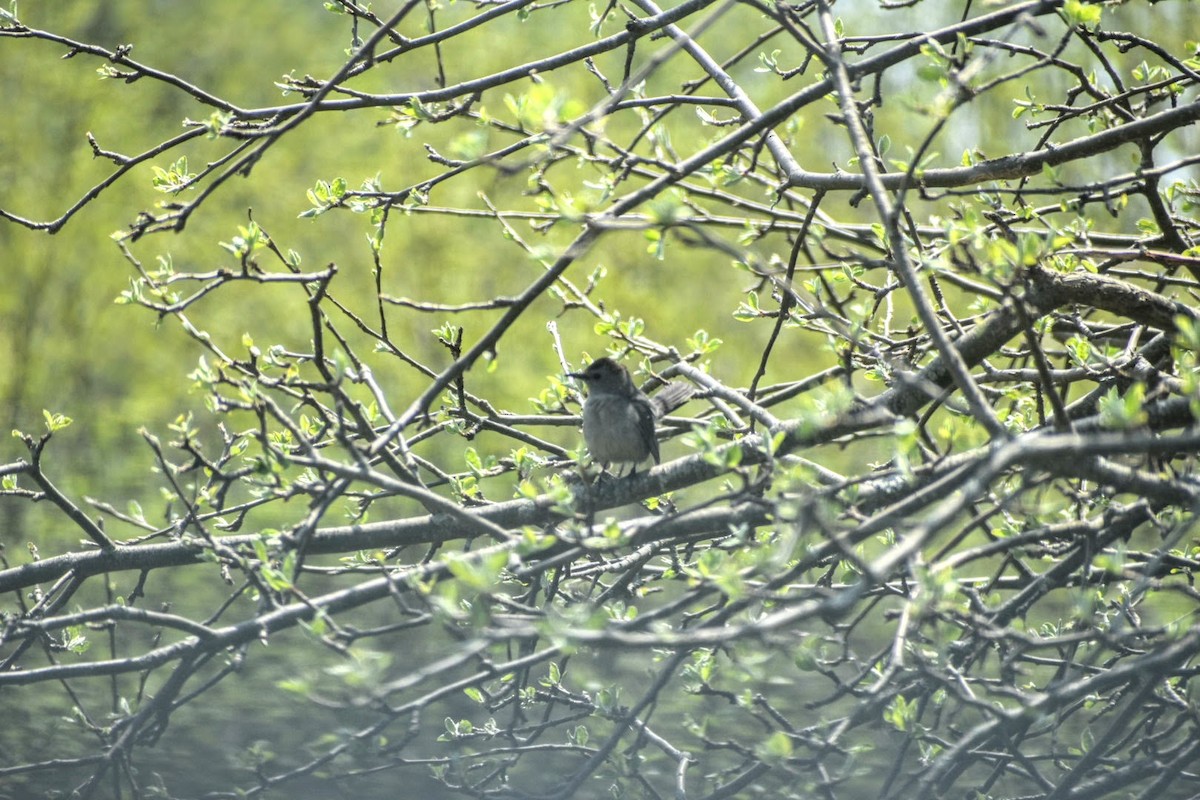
[568,357,634,395]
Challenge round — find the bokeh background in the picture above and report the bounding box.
[3,1,1199,796]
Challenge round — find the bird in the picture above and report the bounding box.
[568,357,693,475]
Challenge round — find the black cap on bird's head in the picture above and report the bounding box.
[568,358,635,394]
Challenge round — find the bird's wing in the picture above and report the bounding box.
[635,398,661,463]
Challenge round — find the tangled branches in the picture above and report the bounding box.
[2,0,1200,797]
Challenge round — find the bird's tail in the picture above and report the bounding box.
[651,382,694,417]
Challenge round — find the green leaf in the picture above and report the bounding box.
[884,694,919,732]
[43,409,73,432]
[756,731,794,762]
[445,550,510,593]
[1097,384,1148,430]
[1063,0,1101,27]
